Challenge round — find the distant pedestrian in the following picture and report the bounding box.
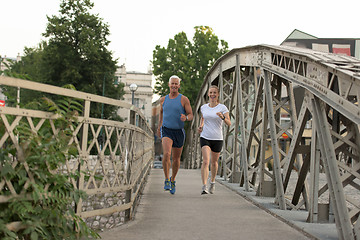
[157,75,193,194]
[198,85,230,194]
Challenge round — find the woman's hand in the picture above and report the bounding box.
[216,112,225,120]
[198,126,203,133]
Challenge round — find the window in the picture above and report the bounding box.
[134,98,140,107]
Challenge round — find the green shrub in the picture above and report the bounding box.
[0,91,100,239]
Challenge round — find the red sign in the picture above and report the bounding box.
[282,133,288,139]
[333,47,351,56]
[0,100,5,107]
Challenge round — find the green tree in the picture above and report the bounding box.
[10,43,47,82]
[43,0,122,119]
[7,44,47,108]
[152,26,229,105]
[0,93,100,239]
[152,32,192,97]
[10,0,124,119]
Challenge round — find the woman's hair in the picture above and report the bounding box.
[208,85,220,103]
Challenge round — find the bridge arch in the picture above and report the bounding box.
[185,44,360,240]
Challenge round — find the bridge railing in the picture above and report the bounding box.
[185,44,360,240]
[0,76,154,231]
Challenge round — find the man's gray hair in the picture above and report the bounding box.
[169,75,181,83]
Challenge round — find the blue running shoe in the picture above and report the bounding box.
[164,179,171,191]
[170,178,176,194]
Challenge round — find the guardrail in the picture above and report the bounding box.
[0,76,154,231]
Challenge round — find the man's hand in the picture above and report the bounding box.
[180,114,187,122]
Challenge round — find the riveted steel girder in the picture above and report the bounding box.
[185,44,360,240]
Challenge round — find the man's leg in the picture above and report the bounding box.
[169,146,182,194]
[162,137,173,190]
[170,146,183,181]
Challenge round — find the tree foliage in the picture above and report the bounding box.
[10,43,47,83]
[6,44,48,108]
[152,26,229,104]
[9,0,124,119]
[0,92,100,239]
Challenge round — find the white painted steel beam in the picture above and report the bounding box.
[187,44,360,240]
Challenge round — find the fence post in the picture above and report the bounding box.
[75,100,90,220]
[125,109,136,221]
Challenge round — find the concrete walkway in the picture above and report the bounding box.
[100,169,317,240]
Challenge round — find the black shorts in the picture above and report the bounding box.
[200,137,223,153]
[161,126,185,148]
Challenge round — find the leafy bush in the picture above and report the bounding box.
[0,90,100,239]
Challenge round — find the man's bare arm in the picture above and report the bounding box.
[182,96,193,121]
[157,97,165,137]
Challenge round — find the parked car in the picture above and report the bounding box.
[153,160,163,169]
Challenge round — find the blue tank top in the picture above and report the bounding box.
[162,94,185,129]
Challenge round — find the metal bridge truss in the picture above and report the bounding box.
[0,77,154,231]
[185,45,360,240]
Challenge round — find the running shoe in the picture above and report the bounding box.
[209,182,215,194]
[164,179,171,191]
[170,177,176,194]
[201,185,209,195]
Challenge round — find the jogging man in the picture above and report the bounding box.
[157,75,193,194]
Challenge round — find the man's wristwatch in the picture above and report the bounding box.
[186,115,188,120]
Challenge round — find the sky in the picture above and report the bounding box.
[1,0,359,73]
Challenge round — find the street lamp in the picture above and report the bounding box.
[129,83,138,105]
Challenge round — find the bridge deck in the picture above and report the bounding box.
[99,168,338,240]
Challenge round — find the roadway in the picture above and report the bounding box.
[100,168,338,240]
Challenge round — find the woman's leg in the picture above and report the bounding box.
[201,146,211,185]
[209,151,220,194]
[210,151,221,182]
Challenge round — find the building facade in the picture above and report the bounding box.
[0,55,22,105]
[281,29,360,59]
[115,64,153,124]
[1,54,21,72]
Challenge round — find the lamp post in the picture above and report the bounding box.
[129,83,138,105]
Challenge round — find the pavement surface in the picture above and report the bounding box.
[99,168,338,240]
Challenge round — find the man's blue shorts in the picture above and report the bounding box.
[160,126,185,148]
